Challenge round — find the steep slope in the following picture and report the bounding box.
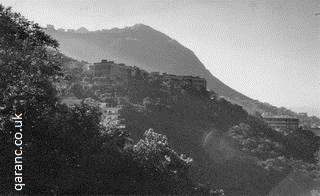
[45,24,320,121]
[45,24,252,103]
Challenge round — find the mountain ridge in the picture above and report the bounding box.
[46,24,253,101]
[45,23,320,121]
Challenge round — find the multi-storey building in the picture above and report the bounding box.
[297,112,312,129]
[92,60,133,91]
[93,59,132,79]
[262,115,299,130]
[92,59,207,100]
[161,73,207,91]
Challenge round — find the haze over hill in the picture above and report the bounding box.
[45,25,252,103]
[45,24,320,121]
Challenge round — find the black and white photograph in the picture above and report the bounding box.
[1,0,320,195]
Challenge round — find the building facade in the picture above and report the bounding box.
[93,59,132,78]
[92,59,207,101]
[93,60,113,77]
[162,73,207,91]
[297,112,312,129]
[92,59,133,92]
[263,116,299,130]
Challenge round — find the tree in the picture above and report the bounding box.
[0,4,63,193]
[130,129,194,194]
[32,103,104,194]
[0,5,104,194]
[284,128,320,163]
[0,4,63,115]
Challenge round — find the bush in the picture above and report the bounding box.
[129,129,194,194]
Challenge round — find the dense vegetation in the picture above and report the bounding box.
[1,4,319,195]
[0,5,222,195]
[119,80,320,195]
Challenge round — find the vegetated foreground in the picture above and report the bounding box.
[1,4,320,196]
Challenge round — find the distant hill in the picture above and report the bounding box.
[45,24,320,123]
[45,24,252,101]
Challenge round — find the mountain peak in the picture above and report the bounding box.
[130,23,153,30]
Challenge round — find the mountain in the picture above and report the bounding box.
[45,24,252,102]
[45,24,320,122]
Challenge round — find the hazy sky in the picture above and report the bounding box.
[2,0,320,116]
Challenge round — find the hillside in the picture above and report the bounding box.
[57,54,320,195]
[45,24,252,103]
[45,24,320,123]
